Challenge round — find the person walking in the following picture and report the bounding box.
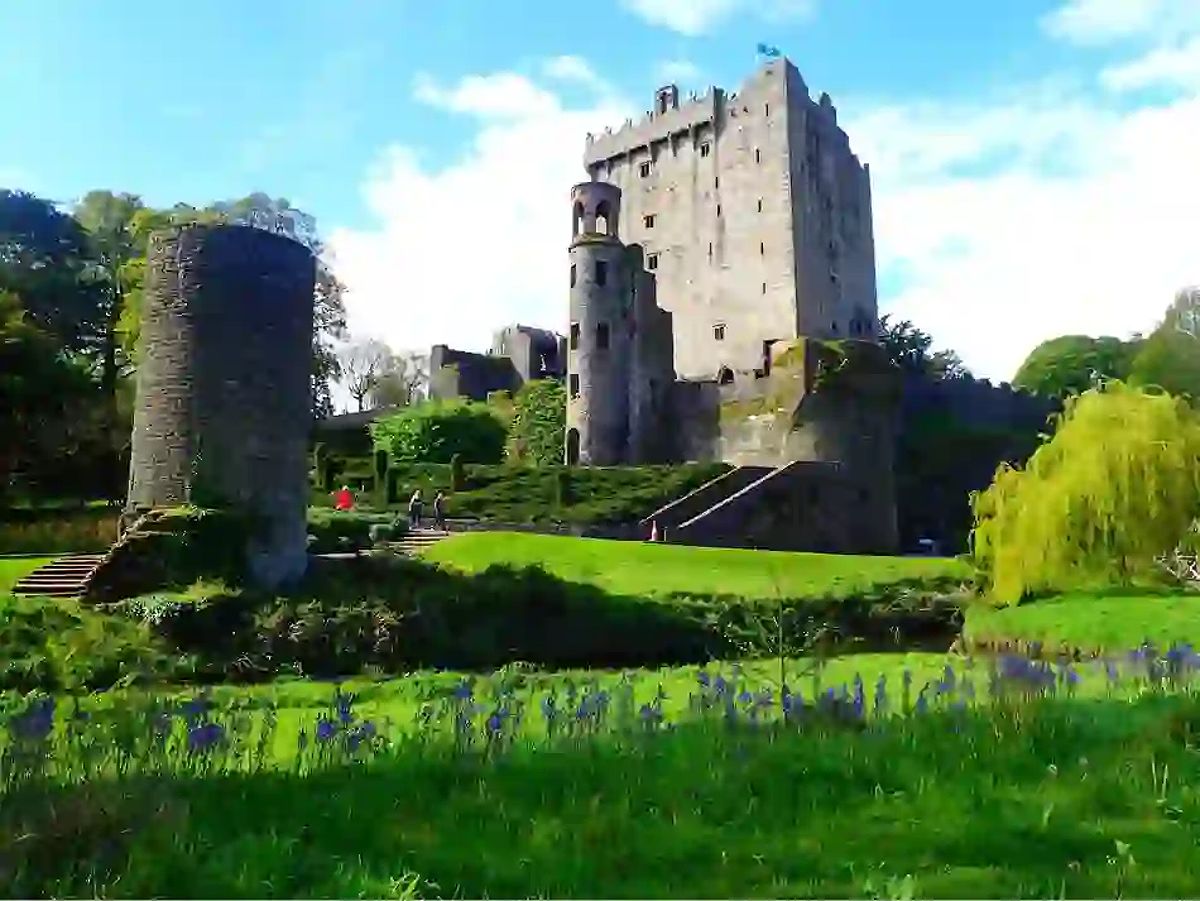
[433,490,447,532]
[334,484,354,511]
[408,489,423,528]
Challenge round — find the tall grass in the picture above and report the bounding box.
[5,645,1200,897]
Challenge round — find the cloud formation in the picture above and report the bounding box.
[328,67,630,361]
[620,0,815,37]
[849,1,1200,380]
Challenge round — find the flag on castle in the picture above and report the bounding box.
[757,43,781,58]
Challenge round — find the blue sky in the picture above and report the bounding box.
[3,0,1198,384]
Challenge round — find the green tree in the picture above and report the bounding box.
[0,290,94,500]
[507,379,566,466]
[370,400,507,464]
[878,314,970,380]
[971,380,1200,603]
[1011,334,1140,399]
[1128,288,1200,403]
[0,189,96,350]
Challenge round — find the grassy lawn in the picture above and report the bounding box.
[963,592,1200,654]
[424,532,970,600]
[0,556,54,592]
[8,655,1200,897]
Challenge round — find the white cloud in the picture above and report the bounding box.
[1042,0,1200,44]
[654,58,704,85]
[412,71,562,120]
[541,55,607,90]
[329,68,631,362]
[620,0,815,36]
[1102,34,1200,90]
[845,88,1200,382]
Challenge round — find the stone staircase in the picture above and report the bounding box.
[11,554,107,598]
[387,528,451,557]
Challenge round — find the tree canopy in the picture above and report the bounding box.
[878,314,970,381]
[1127,289,1200,403]
[971,380,1200,603]
[370,401,508,465]
[1011,334,1141,399]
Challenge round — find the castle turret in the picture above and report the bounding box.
[566,181,632,465]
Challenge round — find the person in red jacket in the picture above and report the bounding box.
[334,484,354,511]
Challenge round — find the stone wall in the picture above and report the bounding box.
[127,224,315,588]
[429,345,519,402]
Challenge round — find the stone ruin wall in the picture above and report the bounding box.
[127,224,315,588]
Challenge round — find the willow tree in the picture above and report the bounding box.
[970,380,1200,603]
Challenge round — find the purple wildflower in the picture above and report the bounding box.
[316,718,337,743]
[11,697,55,742]
[187,721,224,753]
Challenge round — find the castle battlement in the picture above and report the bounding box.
[584,86,722,167]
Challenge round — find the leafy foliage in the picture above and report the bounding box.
[506,379,566,466]
[369,401,507,465]
[971,381,1200,603]
[1012,334,1140,399]
[878,314,970,381]
[1127,289,1200,403]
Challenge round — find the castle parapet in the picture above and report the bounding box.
[584,88,722,168]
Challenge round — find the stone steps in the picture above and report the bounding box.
[387,529,451,557]
[11,554,106,598]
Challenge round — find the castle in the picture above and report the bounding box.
[433,58,900,553]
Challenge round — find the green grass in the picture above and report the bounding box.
[964,592,1200,655]
[0,556,54,592]
[8,656,1200,897]
[424,532,970,600]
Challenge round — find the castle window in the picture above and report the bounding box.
[757,198,763,213]
[765,103,770,116]
[700,142,711,158]
[596,322,610,350]
[713,323,726,341]
[644,214,656,229]
[714,176,720,189]
[573,201,584,236]
[595,260,608,286]
[595,201,611,235]
[708,242,713,258]
[760,242,765,255]
[716,204,722,218]
[648,253,659,270]
[570,322,580,350]
[755,148,761,164]
[570,264,576,288]
[717,365,734,385]
[569,374,580,398]
[761,282,767,294]
[639,161,651,178]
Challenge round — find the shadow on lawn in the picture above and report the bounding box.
[106,554,962,683]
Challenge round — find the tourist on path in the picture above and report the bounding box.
[334,485,354,511]
[408,489,424,528]
[433,490,447,532]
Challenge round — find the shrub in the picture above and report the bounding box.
[971,380,1200,603]
[0,508,118,554]
[306,508,401,554]
[450,453,465,492]
[370,400,507,464]
[0,594,187,691]
[507,379,566,466]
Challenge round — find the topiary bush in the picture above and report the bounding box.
[306,509,403,554]
[507,379,566,466]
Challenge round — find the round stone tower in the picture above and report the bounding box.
[127,224,316,588]
[566,181,632,465]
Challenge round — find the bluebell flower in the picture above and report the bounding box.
[697,669,711,687]
[737,689,753,705]
[452,680,473,701]
[714,675,729,695]
[316,718,337,743]
[11,697,54,742]
[187,721,224,753]
[915,691,928,715]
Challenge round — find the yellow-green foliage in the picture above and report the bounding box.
[971,380,1200,603]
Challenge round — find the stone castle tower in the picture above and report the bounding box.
[566,182,674,465]
[583,57,878,380]
[127,224,315,588]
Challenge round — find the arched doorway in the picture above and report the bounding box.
[566,428,581,466]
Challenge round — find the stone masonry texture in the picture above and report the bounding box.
[127,224,315,589]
